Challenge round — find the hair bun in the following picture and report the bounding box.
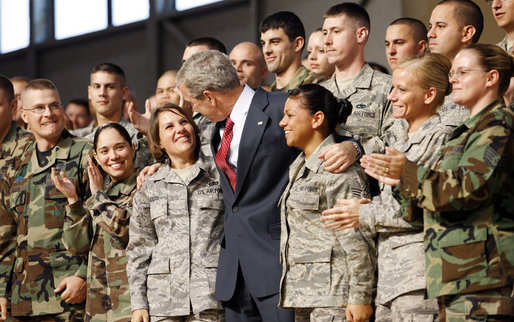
[337,98,353,125]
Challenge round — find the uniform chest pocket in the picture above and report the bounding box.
[10,187,26,215]
[10,188,27,234]
[438,227,489,283]
[44,179,67,229]
[150,198,168,222]
[286,189,320,211]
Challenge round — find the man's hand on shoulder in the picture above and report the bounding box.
[319,141,359,173]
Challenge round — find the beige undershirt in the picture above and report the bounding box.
[335,74,357,90]
[172,165,195,183]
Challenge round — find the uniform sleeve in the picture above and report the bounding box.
[359,186,418,234]
[326,170,376,305]
[0,178,16,297]
[86,190,134,247]
[360,130,450,232]
[72,144,94,278]
[361,89,394,155]
[126,185,157,311]
[62,200,92,255]
[399,113,513,213]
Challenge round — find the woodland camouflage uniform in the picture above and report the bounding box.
[397,100,514,319]
[0,122,34,182]
[62,172,137,321]
[0,130,91,318]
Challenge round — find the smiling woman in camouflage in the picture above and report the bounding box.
[277,84,374,322]
[362,44,514,320]
[127,104,224,322]
[52,122,137,321]
[322,53,454,321]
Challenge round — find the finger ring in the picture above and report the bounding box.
[385,167,389,174]
[92,173,95,177]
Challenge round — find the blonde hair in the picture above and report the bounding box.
[395,53,452,107]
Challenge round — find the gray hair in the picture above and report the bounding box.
[177,50,240,99]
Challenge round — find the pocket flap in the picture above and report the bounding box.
[199,198,225,210]
[291,248,331,264]
[147,258,170,274]
[203,254,219,268]
[50,251,82,268]
[437,227,487,248]
[149,198,167,220]
[287,191,320,211]
[10,189,26,209]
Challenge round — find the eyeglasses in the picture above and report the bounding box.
[24,103,62,114]
[448,69,486,80]
[485,0,510,5]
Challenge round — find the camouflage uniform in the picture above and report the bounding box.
[497,35,510,53]
[0,122,34,182]
[360,115,452,321]
[278,135,375,316]
[0,130,91,317]
[126,153,224,319]
[438,95,470,129]
[62,172,137,322]
[193,113,215,157]
[71,122,94,138]
[397,100,514,319]
[85,118,155,170]
[321,63,394,154]
[270,66,327,92]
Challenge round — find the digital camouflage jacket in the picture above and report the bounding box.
[279,135,375,308]
[127,154,224,317]
[321,64,394,155]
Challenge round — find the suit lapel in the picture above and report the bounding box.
[234,89,269,200]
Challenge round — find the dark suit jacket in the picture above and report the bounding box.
[212,87,299,301]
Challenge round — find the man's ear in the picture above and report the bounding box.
[461,25,476,45]
[202,90,216,105]
[418,40,428,54]
[20,108,28,124]
[293,36,305,53]
[356,26,369,44]
[121,87,130,101]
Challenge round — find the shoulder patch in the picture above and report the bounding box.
[484,146,500,168]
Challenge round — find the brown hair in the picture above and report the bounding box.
[21,79,60,106]
[462,43,514,96]
[147,104,200,162]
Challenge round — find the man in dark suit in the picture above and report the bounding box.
[177,50,359,321]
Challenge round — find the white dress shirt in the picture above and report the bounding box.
[218,84,255,171]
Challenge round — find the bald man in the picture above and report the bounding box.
[229,42,268,89]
